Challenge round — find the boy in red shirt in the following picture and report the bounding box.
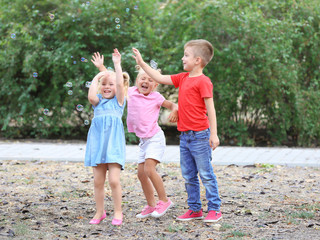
[132,39,222,222]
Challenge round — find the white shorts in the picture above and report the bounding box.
[138,130,166,164]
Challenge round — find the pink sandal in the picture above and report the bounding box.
[111,213,123,226]
[89,210,106,224]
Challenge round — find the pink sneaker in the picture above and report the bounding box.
[151,198,173,218]
[136,205,155,218]
[176,209,203,221]
[203,210,222,223]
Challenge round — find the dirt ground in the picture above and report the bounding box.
[0,160,319,240]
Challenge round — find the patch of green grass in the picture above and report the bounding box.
[167,224,187,233]
[231,231,247,237]
[285,210,315,224]
[225,230,249,239]
[22,175,35,184]
[221,223,234,231]
[60,190,78,199]
[13,222,30,236]
[288,211,315,219]
[255,163,275,173]
[224,230,249,239]
[294,203,320,212]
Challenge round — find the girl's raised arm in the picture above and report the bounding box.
[88,71,108,106]
[112,48,125,106]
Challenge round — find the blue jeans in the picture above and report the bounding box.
[179,129,221,212]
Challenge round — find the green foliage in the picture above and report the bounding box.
[0,0,319,146]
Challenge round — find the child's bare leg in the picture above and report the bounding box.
[137,163,156,207]
[107,163,122,219]
[92,164,108,219]
[144,158,168,202]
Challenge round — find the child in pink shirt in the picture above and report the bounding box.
[92,53,178,219]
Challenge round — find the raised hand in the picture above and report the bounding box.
[91,52,104,69]
[112,48,121,65]
[132,48,144,65]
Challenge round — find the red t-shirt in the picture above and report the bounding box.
[171,72,213,131]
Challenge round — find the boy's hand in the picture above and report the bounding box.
[132,48,144,65]
[91,52,104,69]
[209,134,220,150]
[112,48,121,65]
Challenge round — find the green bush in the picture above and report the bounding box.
[0,0,319,146]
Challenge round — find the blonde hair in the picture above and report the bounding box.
[97,70,130,97]
[135,65,161,91]
[184,39,214,67]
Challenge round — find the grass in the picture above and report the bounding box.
[13,222,30,236]
[255,163,275,173]
[294,203,320,212]
[166,224,187,233]
[221,223,234,231]
[285,210,315,224]
[22,175,35,184]
[225,230,249,239]
[287,211,315,219]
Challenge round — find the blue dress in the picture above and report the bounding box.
[85,94,126,170]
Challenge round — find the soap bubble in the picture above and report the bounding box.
[39,117,43,121]
[134,5,138,10]
[33,72,38,78]
[85,81,91,88]
[126,8,130,13]
[86,1,90,5]
[66,82,72,87]
[76,104,84,111]
[84,120,90,125]
[43,109,49,115]
[150,60,158,69]
[116,24,121,29]
[73,61,77,64]
[68,90,73,95]
[11,33,16,39]
[115,18,120,23]
[49,14,55,20]
[81,57,87,62]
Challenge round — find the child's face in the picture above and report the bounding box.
[136,73,158,96]
[100,74,116,99]
[182,46,198,72]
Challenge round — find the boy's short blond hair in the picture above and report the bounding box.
[184,39,214,67]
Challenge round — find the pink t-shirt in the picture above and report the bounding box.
[127,86,165,138]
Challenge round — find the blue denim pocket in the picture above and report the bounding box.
[194,129,209,141]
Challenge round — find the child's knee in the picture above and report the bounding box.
[94,179,105,188]
[137,170,146,181]
[144,165,156,178]
[109,179,120,189]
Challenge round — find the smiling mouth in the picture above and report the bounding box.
[141,84,148,90]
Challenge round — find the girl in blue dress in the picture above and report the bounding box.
[85,49,129,226]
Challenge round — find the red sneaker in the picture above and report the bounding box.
[176,209,203,221]
[203,210,222,223]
